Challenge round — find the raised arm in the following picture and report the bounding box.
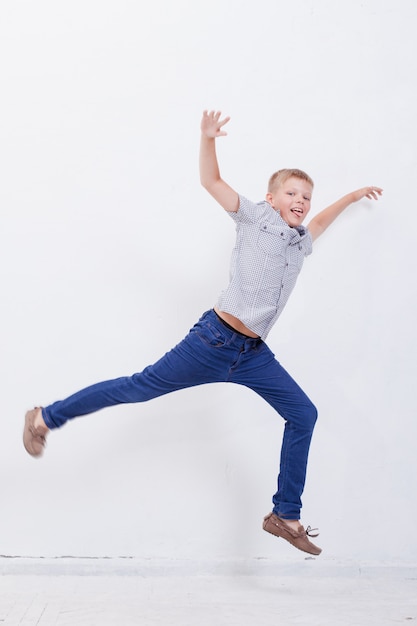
[307,186,383,242]
[199,110,239,212]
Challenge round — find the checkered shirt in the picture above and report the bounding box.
[216,195,313,339]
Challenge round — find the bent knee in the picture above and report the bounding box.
[291,400,318,432]
[283,400,318,432]
[305,402,318,430]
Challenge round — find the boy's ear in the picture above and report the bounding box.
[265,192,274,207]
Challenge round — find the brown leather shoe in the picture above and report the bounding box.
[23,408,48,457]
[263,512,322,556]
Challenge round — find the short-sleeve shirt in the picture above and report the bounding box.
[216,195,313,340]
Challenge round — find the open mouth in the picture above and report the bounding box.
[290,208,303,216]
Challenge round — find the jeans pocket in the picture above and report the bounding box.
[194,321,227,348]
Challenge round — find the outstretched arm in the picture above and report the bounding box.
[307,186,383,242]
[199,110,239,212]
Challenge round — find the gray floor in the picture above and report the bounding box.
[0,557,416,625]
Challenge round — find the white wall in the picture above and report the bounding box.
[2,0,416,562]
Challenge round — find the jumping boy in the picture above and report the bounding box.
[23,110,382,556]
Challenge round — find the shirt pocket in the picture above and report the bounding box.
[289,241,307,271]
[257,222,287,256]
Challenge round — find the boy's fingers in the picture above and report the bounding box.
[366,186,383,200]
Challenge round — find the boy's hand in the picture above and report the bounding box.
[350,186,383,202]
[201,110,230,138]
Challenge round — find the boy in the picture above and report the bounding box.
[23,110,382,556]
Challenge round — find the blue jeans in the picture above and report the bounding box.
[42,309,317,519]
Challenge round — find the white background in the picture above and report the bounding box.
[1,0,416,562]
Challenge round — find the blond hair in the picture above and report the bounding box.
[268,168,314,193]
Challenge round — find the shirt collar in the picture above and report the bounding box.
[275,209,308,240]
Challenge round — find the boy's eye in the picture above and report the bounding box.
[287,192,295,196]
[304,196,311,201]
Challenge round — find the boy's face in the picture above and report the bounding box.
[266,176,312,227]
